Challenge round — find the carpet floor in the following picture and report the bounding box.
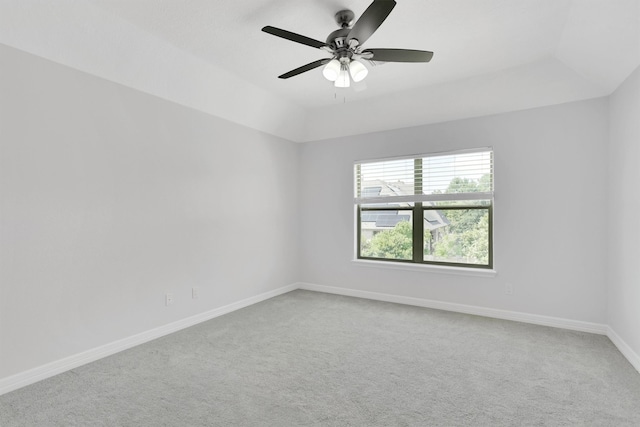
[1,290,639,426]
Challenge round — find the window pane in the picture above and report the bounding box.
[422,152,492,196]
[423,208,489,265]
[356,159,415,199]
[360,210,413,260]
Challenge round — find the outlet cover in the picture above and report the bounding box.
[505,283,514,295]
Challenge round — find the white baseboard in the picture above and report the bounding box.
[607,327,640,373]
[3,282,635,397]
[297,282,609,335]
[0,283,298,396]
[301,281,639,373]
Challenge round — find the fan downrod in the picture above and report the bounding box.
[334,10,354,28]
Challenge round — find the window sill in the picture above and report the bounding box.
[351,259,497,277]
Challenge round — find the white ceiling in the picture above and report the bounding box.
[1,0,639,142]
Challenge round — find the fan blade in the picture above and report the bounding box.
[278,59,331,79]
[262,26,328,49]
[363,49,434,63]
[347,0,396,46]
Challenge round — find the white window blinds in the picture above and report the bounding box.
[355,148,493,204]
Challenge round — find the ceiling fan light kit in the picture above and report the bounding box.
[322,58,367,87]
[322,59,341,81]
[335,65,351,88]
[348,60,369,83]
[262,0,433,88]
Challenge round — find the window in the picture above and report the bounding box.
[355,148,493,269]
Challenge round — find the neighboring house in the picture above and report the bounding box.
[360,181,449,243]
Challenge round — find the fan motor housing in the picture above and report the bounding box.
[326,28,350,50]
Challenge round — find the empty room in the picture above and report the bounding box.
[1,0,639,425]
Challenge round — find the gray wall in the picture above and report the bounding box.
[299,98,609,324]
[608,66,640,359]
[0,45,300,379]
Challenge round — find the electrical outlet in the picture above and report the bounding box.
[192,287,199,299]
[505,283,514,295]
[165,293,174,306]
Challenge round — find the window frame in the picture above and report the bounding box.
[354,149,494,270]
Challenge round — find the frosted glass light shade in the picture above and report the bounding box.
[349,60,368,82]
[322,59,341,81]
[334,67,350,88]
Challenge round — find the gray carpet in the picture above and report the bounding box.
[1,290,639,426]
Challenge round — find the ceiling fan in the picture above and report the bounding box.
[261,0,433,88]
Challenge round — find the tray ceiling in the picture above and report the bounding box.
[1,0,638,141]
